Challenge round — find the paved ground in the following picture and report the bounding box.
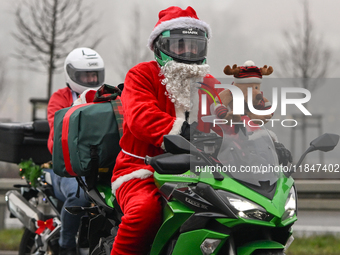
[0,251,17,255]
[293,209,340,236]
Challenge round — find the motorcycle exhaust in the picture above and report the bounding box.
[5,190,44,233]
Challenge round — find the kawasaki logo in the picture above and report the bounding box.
[185,197,208,209]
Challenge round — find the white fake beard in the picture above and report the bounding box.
[160,61,210,112]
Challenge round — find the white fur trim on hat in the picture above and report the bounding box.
[72,88,96,106]
[111,169,154,196]
[73,97,82,106]
[234,77,262,84]
[148,17,212,50]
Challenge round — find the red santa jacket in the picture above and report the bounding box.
[47,87,74,154]
[111,61,187,194]
[110,61,222,195]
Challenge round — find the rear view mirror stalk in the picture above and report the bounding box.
[285,133,339,178]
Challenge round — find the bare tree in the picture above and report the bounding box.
[115,7,152,81]
[278,0,331,91]
[13,0,103,99]
[278,0,332,161]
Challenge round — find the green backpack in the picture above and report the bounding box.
[52,85,123,179]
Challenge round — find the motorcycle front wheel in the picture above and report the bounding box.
[18,228,59,255]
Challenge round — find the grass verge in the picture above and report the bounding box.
[287,235,340,255]
[0,228,24,250]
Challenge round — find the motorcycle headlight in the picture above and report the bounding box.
[216,190,272,221]
[282,186,297,221]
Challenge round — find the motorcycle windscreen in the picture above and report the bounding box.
[216,117,280,186]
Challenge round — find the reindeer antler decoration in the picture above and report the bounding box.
[217,60,274,124]
[223,64,241,76]
[260,65,274,76]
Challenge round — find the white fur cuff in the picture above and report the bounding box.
[169,117,185,135]
[111,169,154,196]
[72,97,83,106]
[161,107,186,150]
[267,130,279,142]
[161,117,185,150]
[265,101,272,108]
[73,89,96,106]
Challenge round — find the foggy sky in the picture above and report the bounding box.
[0,0,339,164]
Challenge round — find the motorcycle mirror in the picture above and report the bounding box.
[286,133,340,177]
[309,133,339,152]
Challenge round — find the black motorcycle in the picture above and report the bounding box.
[2,120,119,255]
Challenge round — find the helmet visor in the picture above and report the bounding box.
[66,64,105,88]
[157,29,208,63]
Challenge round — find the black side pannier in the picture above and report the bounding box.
[0,120,51,165]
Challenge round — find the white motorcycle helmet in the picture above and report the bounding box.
[64,47,105,94]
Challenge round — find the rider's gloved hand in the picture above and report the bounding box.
[180,121,191,141]
[180,121,203,141]
[274,142,293,166]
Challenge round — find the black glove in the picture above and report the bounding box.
[180,121,191,140]
[180,121,202,141]
[274,142,293,166]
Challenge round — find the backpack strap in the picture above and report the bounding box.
[61,104,90,177]
[111,98,124,138]
[85,145,99,190]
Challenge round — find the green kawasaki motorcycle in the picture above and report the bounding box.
[79,117,339,255]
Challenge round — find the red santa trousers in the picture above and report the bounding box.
[110,177,162,255]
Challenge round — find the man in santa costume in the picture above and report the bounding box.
[110,6,213,255]
[48,48,104,255]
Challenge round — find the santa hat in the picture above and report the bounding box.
[148,6,212,50]
[234,60,262,84]
[73,89,96,106]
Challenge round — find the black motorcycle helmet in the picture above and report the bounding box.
[153,28,208,66]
